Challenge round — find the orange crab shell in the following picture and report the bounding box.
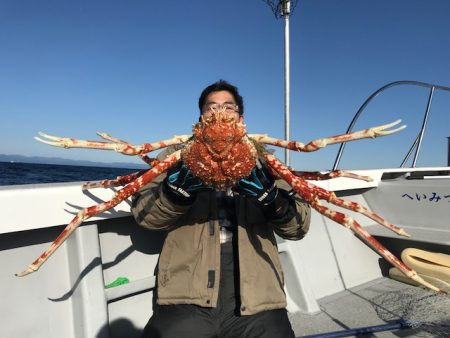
[182,114,257,190]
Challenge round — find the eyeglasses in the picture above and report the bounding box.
[203,102,240,114]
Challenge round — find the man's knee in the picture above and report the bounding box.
[228,309,295,338]
[141,305,216,338]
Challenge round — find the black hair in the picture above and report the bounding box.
[198,80,244,115]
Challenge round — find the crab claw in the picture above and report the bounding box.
[34,132,71,148]
[15,266,37,277]
[367,119,406,138]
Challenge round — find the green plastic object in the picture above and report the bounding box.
[105,277,130,289]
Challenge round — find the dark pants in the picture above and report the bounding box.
[142,241,295,338]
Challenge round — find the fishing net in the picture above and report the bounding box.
[372,287,450,337]
[262,0,299,19]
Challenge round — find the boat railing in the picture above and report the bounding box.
[332,80,450,170]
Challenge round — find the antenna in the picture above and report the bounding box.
[262,0,300,167]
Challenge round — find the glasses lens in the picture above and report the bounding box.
[204,103,218,112]
[224,103,238,112]
[203,103,239,114]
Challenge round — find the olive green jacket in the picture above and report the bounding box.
[131,171,311,315]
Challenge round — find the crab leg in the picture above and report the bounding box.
[250,120,405,152]
[81,133,161,189]
[302,179,410,237]
[282,166,407,235]
[292,170,373,182]
[264,154,440,292]
[16,151,181,277]
[96,132,160,167]
[35,131,190,156]
[274,155,409,237]
[81,169,149,190]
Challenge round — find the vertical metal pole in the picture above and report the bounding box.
[283,0,291,166]
[447,137,450,166]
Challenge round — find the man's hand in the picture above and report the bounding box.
[234,163,295,220]
[164,162,205,204]
[234,164,278,205]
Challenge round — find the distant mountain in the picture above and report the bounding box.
[0,154,148,170]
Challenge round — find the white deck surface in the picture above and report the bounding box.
[290,277,449,338]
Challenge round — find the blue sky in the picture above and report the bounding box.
[1,0,449,171]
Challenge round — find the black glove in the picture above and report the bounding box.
[234,163,293,220]
[164,162,205,204]
[234,164,278,205]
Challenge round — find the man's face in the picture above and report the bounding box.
[201,90,243,123]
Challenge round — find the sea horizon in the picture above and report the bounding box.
[0,153,147,170]
[0,161,144,187]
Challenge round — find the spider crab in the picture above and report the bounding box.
[16,112,442,293]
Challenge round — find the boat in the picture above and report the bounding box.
[1,81,449,337]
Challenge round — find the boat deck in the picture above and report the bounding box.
[2,171,449,338]
[290,277,449,338]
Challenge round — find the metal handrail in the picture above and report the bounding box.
[332,80,450,170]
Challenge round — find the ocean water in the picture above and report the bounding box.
[0,162,142,186]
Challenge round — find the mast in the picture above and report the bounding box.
[281,0,291,166]
[263,0,298,165]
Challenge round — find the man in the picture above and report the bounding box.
[132,80,311,338]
